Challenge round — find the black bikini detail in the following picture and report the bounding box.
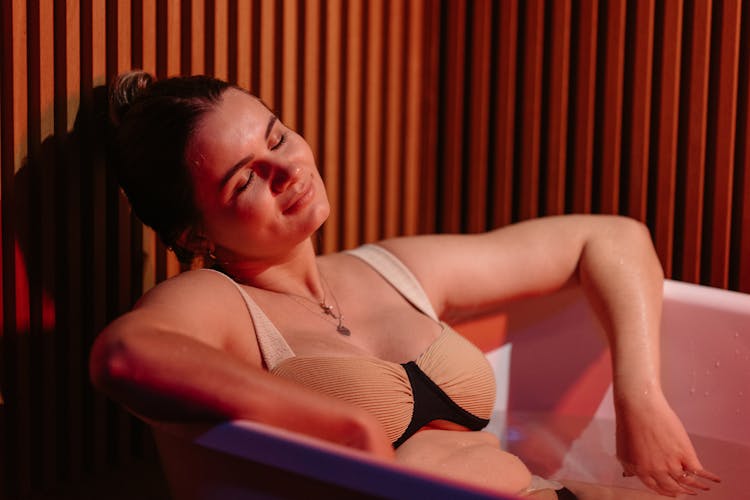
[392,361,490,448]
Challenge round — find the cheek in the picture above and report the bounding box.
[289,134,317,164]
[234,188,272,214]
[226,195,281,234]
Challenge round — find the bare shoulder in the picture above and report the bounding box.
[115,269,258,354]
[136,268,239,309]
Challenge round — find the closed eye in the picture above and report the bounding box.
[271,133,287,151]
[236,170,255,194]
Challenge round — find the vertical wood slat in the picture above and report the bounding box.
[465,0,492,232]
[150,0,169,286]
[3,2,750,498]
[12,0,32,496]
[570,0,598,214]
[190,0,205,75]
[65,0,83,483]
[301,0,320,222]
[598,0,626,214]
[90,0,109,474]
[38,0,58,486]
[78,0,94,479]
[342,0,361,249]
[544,0,571,216]
[258,0,276,107]
[737,8,750,293]
[213,0,227,81]
[139,0,157,291]
[0,3,14,498]
[165,0,182,279]
[25,11,41,448]
[155,0,167,77]
[680,0,712,283]
[235,0,251,88]
[652,0,684,278]
[166,0,180,76]
[52,0,70,485]
[382,0,404,238]
[321,0,341,253]
[281,0,298,131]
[517,0,544,220]
[402,0,423,236]
[362,0,383,242]
[491,0,518,228]
[417,0,441,235]
[707,0,742,289]
[105,0,126,467]
[439,0,466,233]
[625,0,655,222]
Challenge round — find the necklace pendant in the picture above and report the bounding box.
[336,324,351,336]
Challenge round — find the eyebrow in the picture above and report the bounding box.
[219,114,278,190]
[265,115,278,140]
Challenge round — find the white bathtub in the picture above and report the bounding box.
[152,280,750,499]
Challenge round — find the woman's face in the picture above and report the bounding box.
[186,88,330,261]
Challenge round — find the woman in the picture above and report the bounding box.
[90,72,719,498]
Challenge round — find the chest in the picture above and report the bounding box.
[249,270,443,363]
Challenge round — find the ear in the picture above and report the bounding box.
[175,226,214,257]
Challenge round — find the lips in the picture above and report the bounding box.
[282,178,315,214]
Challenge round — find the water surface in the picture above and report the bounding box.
[487,411,745,499]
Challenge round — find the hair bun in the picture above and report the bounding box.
[109,70,154,127]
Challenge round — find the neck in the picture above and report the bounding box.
[215,238,325,300]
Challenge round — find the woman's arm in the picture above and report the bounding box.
[380,214,719,495]
[89,273,394,459]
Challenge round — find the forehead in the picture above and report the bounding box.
[192,89,270,148]
[187,88,271,168]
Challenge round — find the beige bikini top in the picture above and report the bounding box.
[208,244,495,447]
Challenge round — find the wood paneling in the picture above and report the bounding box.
[2,0,749,497]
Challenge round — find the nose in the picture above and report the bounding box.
[255,162,302,194]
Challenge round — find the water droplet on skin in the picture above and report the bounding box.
[689,388,696,395]
[739,391,744,397]
[704,391,710,397]
[715,361,721,368]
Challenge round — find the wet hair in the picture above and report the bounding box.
[108,70,235,263]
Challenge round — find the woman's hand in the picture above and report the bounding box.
[615,391,720,496]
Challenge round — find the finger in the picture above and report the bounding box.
[691,468,721,483]
[682,457,722,483]
[640,475,678,497]
[679,474,710,491]
[662,473,698,497]
[667,471,701,495]
[676,470,711,491]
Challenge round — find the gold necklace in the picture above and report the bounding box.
[285,276,351,336]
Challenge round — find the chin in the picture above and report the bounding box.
[308,202,330,234]
[307,191,330,223]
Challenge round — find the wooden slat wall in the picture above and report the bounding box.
[1,0,749,497]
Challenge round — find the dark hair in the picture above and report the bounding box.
[108,71,234,263]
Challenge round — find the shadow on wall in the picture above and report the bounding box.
[3,85,168,498]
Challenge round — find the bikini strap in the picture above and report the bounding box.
[200,268,295,370]
[345,244,439,322]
